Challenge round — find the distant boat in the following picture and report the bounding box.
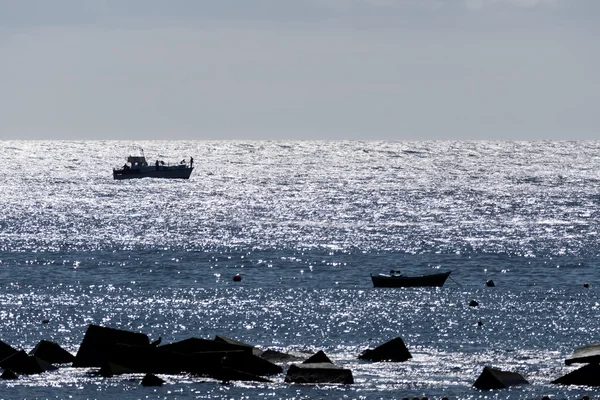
[371,270,452,288]
[113,150,194,180]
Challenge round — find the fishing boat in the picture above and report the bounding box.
[113,150,194,180]
[371,270,452,288]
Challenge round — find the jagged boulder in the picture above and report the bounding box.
[303,350,333,364]
[552,363,600,386]
[473,366,529,390]
[29,340,75,364]
[358,337,412,362]
[0,369,18,380]
[141,372,165,386]
[108,343,193,374]
[73,325,150,367]
[221,350,283,376]
[285,362,354,384]
[0,350,58,374]
[259,349,304,363]
[159,337,253,356]
[0,339,18,361]
[214,335,263,357]
[565,343,600,365]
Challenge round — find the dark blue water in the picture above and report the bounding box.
[1,141,600,399]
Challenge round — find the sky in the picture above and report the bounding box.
[0,0,598,140]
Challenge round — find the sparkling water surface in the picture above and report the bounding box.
[1,141,600,399]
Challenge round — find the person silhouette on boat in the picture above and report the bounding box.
[155,160,159,170]
[190,157,194,168]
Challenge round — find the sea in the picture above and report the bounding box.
[1,140,600,400]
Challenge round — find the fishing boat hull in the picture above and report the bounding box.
[113,166,194,180]
[371,271,452,288]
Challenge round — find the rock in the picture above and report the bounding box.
[358,337,412,362]
[473,366,529,390]
[469,300,479,307]
[29,340,75,364]
[259,349,304,363]
[141,372,165,386]
[486,280,495,287]
[0,350,58,374]
[221,351,283,376]
[552,362,600,386]
[99,362,136,377]
[303,350,333,364]
[565,343,600,365]
[0,339,19,361]
[108,343,193,374]
[159,337,253,356]
[0,369,18,380]
[73,324,150,368]
[284,362,354,384]
[214,335,262,356]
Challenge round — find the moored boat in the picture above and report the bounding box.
[371,270,452,288]
[113,151,194,180]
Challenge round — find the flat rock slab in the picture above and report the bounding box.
[565,343,600,365]
[552,362,600,386]
[259,349,304,363]
[0,350,58,375]
[159,338,253,356]
[73,325,150,368]
[285,362,354,384]
[473,366,529,390]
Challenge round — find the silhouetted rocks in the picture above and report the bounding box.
[0,350,58,374]
[141,372,165,386]
[565,343,600,365]
[0,369,18,380]
[473,366,529,390]
[469,300,479,307]
[108,343,193,374]
[73,325,150,368]
[159,337,253,356]
[303,350,333,364]
[29,340,75,364]
[552,362,600,386]
[0,339,18,361]
[285,362,354,384]
[358,337,412,362]
[211,366,272,383]
[99,362,136,377]
[221,351,283,376]
[486,280,495,287]
[259,349,304,363]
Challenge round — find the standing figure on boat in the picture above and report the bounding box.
[190,157,194,168]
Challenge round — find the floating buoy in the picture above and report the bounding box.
[486,280,495,287]
[469,300,479,307]
[233,274,242,282]
[584,283,590,288]
[41,319,49,324]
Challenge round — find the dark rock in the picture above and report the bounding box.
[150,337,162,347]
[0,369,18,380]
[469,300,479,307]
[358,337,412,362]
[29,340,75,364]
[552,362,600,386]
[565,343,600,365]
[73,324,150,368]
[211,366,271,383]
[473,366,529,390]
[285,362,354,384]
[108,343,192,374]
[486,280,495,287]
[303,350,333,364]
[221,351,283,376]
[0,339,19,361]
[141,372,165,386]
[259,349,304,363]
[0,350,58,374]
[159,337,253,356]
[99,362,136,377]
[214,335,262,356]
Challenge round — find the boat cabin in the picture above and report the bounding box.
[127,155,148,167]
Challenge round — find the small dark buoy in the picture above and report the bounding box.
[469,300,479,307]
[41,319,50,324]
[233,274,242,282]
[584,283,589,288]
[477,320,483,327]
[581,395,590,400]
[441,397,449,400]
[541,396,551,400]
[486,280,495,287]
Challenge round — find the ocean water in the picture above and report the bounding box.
[1,140,600,400]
